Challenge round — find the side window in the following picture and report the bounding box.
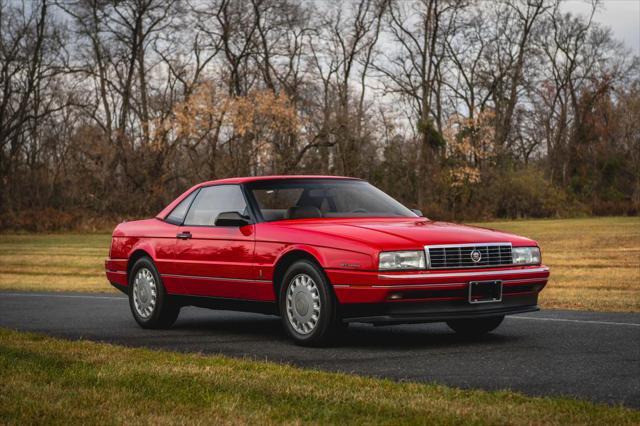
[184,185,248,226]
[165,189,198,225]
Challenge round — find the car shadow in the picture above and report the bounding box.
[332,324,520,350]
[170,310,522,350]
[173,314,286,338]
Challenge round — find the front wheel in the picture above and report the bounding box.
[279,260,338,346]
[446,316,504,337]
[128,257,180,329]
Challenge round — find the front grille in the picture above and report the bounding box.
[426,243,513,269]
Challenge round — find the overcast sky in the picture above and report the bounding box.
[563,0,640,54]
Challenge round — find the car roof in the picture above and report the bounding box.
[156,175,360,220]
[198,175,360,186]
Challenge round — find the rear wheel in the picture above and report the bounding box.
[446,316,504,337]
[279,260,338,346]
[128,257,180,329]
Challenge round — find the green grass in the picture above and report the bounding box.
[0,327,637,425]
[1,216,638,311]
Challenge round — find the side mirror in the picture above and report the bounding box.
[411,209,423,217]
[215,211,250,227]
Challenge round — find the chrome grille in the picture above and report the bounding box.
[426,243,513,269]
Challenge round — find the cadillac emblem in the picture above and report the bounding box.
[470,249,482,263]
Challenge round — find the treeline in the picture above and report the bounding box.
[1,0,638,231]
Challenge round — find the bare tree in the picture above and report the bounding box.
[2,0,639,230]
[0,0,68,212]
[376,0,465,205]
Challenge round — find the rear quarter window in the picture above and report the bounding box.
[165,190,198,225]
[183,185,248,226]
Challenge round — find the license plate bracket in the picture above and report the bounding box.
[468,280,502,304]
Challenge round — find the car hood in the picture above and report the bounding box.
[274,218,536,251]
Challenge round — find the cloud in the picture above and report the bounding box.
[562,0,640,54]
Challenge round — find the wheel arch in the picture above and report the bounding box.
[272,249,328,307]
[127,248,155,281]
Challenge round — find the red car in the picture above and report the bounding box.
[105,176,549,345]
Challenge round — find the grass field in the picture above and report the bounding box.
[0,216,638,311]
[472,217,640,312]
[0,233,110,293]
[0,327,637,424]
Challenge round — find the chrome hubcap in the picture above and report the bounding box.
[286,273,321,335]
[133,268,157,319]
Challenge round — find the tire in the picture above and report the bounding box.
[128,256,180,329]
[446,316,504,337]
[279,259,338,346]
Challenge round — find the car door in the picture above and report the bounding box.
[151,188,200,294]
[172,184,268,300]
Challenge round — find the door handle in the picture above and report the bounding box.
[176,231,192,240]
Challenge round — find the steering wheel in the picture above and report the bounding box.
[350,208,368,214]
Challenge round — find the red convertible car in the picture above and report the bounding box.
[105,176,549,345]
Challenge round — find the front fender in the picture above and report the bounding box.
[274,244,375,271]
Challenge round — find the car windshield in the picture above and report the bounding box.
[247,179,417,221]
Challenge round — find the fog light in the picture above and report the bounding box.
[389,293,402,300]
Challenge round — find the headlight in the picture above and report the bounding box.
[512,247,541,265]
[379,251,426,270]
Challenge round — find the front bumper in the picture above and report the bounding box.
[327,265,549,324]
[340,294,539,324]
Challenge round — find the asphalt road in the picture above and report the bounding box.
[1,291,639,408]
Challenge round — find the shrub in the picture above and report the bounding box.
[0,208,117,233]
[493,168,583,218]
